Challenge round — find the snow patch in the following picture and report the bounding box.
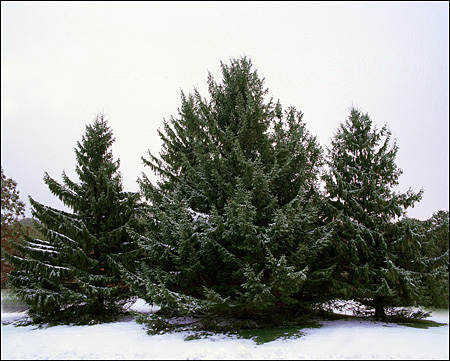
[129,298,161,314]
[1,296,448,360]
[186,207,210,223]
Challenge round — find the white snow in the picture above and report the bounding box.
[128,297,161,314]
[26,247,59,254]
[186,207,210,223]
[1,298,448,360]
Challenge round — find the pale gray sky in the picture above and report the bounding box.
[1,1,448,220]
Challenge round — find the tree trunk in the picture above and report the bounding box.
[93,294,105,314]
[374,301,387,321]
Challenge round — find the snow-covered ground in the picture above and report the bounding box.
[1,297,448,360]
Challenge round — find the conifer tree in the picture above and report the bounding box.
[401,211,449,309]
[322,107,443,319]
[3,114,140,323]
[117,57,326,323]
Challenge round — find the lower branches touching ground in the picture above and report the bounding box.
[134,305,317,335]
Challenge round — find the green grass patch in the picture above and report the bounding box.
[394,319,447,329]
[235,323,321,345]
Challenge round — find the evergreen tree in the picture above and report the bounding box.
[401,211,449,308]
[424,210,449,261]
[117,57,326,324]
[322,107,442,319]
[3,114,140,323]
[424,210,449,308]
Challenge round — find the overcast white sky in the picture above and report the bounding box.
[1,1,448,220]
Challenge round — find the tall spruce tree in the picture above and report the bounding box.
[398,211,449,309]
[322,107,443,320]
[117,57,327,323]
[3,114,140,323]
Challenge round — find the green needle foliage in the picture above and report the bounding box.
[398,211,449,309]
[118,56,327,324]
[3,58,444,330]
[322,107,445,320]
[3,114,140,323]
